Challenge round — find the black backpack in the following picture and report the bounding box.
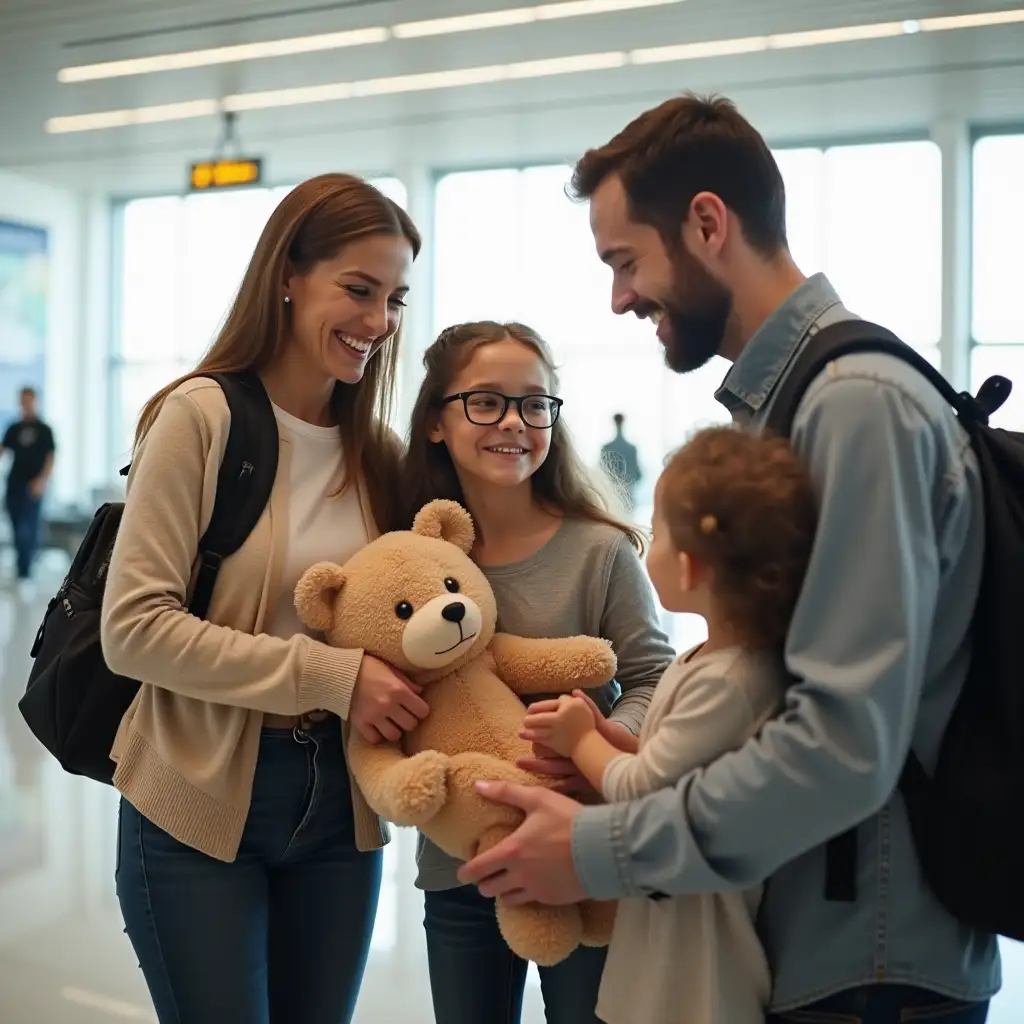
[765,318,1024,940]
[18,371,278,785]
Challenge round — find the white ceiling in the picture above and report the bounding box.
[2,0,1023,193]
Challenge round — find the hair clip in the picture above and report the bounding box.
[700,514,718,534]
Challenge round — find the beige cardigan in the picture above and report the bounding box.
[101,376,388,862]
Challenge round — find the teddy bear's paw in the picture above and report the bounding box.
[389,750,450,827]
[578,898,617,947]
[593,640,617,675]
[495,900,583,967]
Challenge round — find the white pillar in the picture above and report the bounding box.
[932,117,972,391]
[79,193,114,497]
[394,162,436,431]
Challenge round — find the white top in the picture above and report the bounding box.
[265,403,369,641]
[597,644,785,1024]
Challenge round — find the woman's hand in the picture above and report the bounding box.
[350,654,430,745]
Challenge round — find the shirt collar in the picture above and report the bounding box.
[714,272,842,418]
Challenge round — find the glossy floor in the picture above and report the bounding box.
[0,556,1020,1023]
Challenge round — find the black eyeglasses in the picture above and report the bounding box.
[441,390,563,429]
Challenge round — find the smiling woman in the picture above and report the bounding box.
[134,173,418,528]
[98,173,431,1024]
[273,233,412,399]
[111,176,408,467]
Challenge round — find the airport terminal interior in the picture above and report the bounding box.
[2,0,1024,1020]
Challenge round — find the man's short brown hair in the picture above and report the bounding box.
[658,425,817,649]
[570,93,788,257]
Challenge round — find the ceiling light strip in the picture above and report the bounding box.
[58,28,390,82]
[919,9,1024,30]
[45,7,1024,133]
[57,0,684,81]
[392,0,682,37]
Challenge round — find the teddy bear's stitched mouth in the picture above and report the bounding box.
[434,632,477,656]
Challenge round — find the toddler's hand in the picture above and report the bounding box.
[520,695,595,757]
[527,690,635,750]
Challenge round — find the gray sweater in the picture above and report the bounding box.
[415,516,676,891]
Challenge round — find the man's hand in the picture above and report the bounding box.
[28,477,45,499]
[456,781,587,906]
[520,695,594,757]
[349,654,430,745]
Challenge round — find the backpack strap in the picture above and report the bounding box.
[189,371,278,620]
[112,372,277,619]
[763,319,979,905]
[765,318,1015,907]
[765,319,965,438]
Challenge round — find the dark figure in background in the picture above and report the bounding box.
[1,387,55,582]
[600,412,642,509]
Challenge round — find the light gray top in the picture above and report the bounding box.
[597,645,784,1024]
[415,515,675,891]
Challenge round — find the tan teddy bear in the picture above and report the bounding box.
[294,498,619,966]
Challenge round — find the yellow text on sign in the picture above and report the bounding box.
[189,159,262,190]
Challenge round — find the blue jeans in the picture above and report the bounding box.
[767,985,989,1023]
[116,719,382,1024]
[5,484,41,579]
[424,883,607,1024]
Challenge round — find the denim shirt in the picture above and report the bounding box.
[571,273,1001,1010]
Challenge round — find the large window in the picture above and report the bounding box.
[971,133,1024,429]
[434,164,671,494]
[433,143,943,650]
[774,140,942,365]
[111,176,407,465]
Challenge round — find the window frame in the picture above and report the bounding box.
[968,125,1024,355]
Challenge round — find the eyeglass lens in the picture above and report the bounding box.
[464,391,558,428]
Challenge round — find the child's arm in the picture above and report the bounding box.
[525,689,640,754]
[602,673,754,801]
[520,696,628,795]
[524,673,756,801]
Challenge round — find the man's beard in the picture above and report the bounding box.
[660,248,733,374]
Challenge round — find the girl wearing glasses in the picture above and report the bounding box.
[402,320,674,1024]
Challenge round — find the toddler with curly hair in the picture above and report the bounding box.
[522,424,819,1024]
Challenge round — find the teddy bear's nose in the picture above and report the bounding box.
[441,601,466,623]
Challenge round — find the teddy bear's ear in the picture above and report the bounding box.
[412,499,475,555]
[294,562,347,632]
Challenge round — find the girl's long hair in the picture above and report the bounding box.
[402,320,645,552]
[134,173,421,532]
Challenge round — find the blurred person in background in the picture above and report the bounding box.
[1,385,55,592]
[599,412,642,510]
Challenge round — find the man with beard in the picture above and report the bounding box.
[458,94,998,1022]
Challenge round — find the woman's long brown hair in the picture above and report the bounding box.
[134,173,421,532]
[402,320,645,552]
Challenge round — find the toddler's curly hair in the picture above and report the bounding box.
[658,425,818,649]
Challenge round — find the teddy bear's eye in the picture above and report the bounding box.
[395,601,414,620]
[444,577,460,593]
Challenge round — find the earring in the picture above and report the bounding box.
[283,295,291,304]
